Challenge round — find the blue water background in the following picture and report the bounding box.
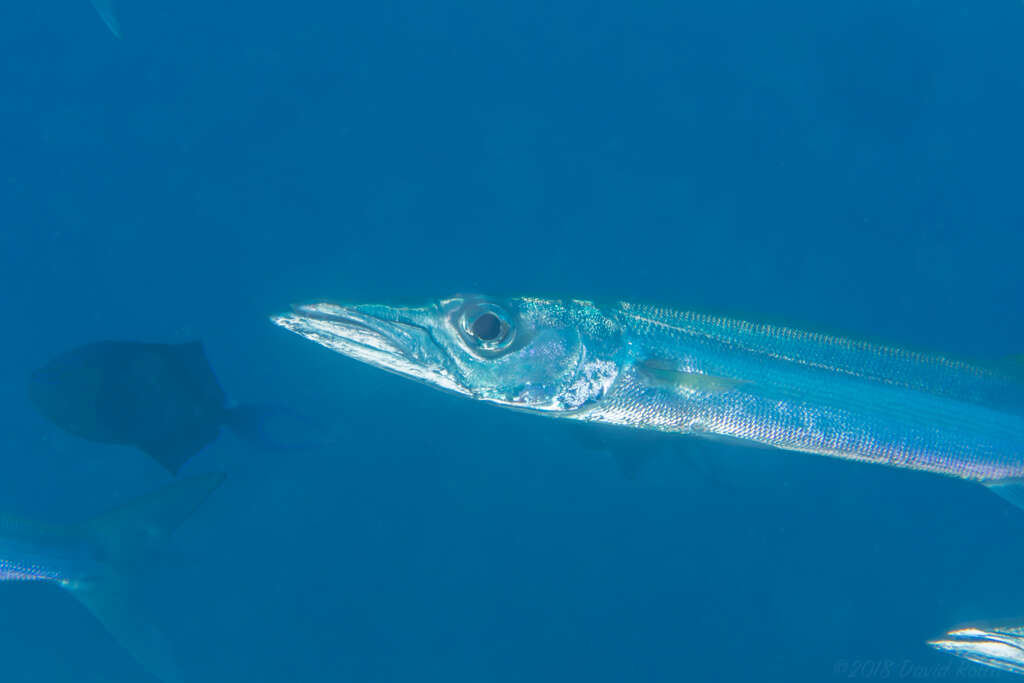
[1,1,1023,680]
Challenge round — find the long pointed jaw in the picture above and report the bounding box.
[928,626,1024,675]
[271,302,471,397]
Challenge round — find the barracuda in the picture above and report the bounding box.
[272,295,1024,499]
[273,295,1024,676]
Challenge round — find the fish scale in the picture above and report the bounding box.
[0,517,89,583]
[0,558,69,582]
[601,304,1024,480]
[618,303,1023,409]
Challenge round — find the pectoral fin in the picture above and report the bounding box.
[636,359,746,395]
[90,0,122,38]
[985,479,1024,512]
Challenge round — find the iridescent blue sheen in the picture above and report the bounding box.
[274,296,1024,483]
[594,304,1024,481]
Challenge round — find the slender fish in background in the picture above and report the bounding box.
[0,472,224,683]
[929,625,1024,676]
[271,295,1024,503]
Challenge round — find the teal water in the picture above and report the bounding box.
[1,1,1023,680]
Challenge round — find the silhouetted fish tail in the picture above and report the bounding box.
[224,403,336,453]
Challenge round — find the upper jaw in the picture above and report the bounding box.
[271,302,471,396]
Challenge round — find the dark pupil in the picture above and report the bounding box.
[471,312,502,341]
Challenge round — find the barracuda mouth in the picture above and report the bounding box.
[271,302,471,396]
[928,626,1024,675]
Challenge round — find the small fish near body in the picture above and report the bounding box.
[29,341,277,474]
[929,625,1024,676]
[0,472,225,683]
[271,296,1024,504]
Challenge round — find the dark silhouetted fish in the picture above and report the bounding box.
[29,341,283,473]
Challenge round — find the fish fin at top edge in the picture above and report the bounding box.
[90,0,122,38]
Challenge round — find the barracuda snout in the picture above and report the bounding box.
[272,302,472,397]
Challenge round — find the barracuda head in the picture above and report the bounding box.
[272,296,622,412]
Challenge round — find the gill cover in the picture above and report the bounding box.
[442,297,594,409]
[272,296,622,413]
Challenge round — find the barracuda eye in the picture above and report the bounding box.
[458,303,516,354]
[472,312,501,340]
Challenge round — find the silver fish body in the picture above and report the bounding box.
[595,303,1024,481]
[0,516,102,585]
[273,296,1024,483]
[929,626,1024,676]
